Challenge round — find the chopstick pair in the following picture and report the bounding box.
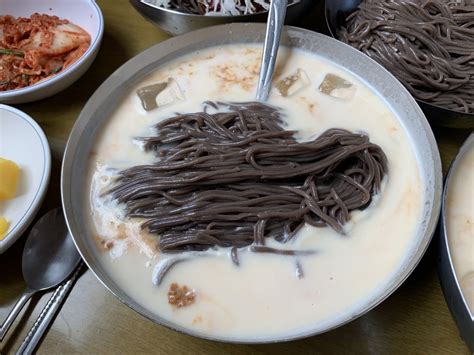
[15,262,84,355]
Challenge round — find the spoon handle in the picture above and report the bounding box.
[16,262,84,355]
[0,288,35,341]
[256,0,288,102]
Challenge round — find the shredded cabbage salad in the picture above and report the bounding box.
[146,0,299,16]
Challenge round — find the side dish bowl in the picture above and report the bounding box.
[0,105,51,254]
[129,0,316,35]
[61,23,442,343]
[438,133,474,352]
[324,0,474,129]
[0,0,104,104]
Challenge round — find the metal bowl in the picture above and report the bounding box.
[129,0,316,35]
[62,23,442,343]
[324,0,474,129]
[438,133,474,352]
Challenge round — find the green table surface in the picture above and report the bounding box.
[1,1,472,353]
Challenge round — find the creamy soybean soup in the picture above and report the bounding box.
[87,45,423,339]
[446,141,474,314]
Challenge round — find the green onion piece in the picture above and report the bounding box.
[22,74,30,85]
[51,66,63,74]
[0,48,25,57]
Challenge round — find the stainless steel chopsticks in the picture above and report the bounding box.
[16,262,84,355]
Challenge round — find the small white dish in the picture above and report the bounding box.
[0,0,104,104]
[0,105,51,253]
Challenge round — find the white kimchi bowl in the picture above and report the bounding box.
[0,0,104,104]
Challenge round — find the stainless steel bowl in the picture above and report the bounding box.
[438,133,474,352]
[129,0,316,35]
[62,23,442,343]
[324,0,474,129]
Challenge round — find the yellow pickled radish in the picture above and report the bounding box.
[0,158,21,200]
[0,217,9,240]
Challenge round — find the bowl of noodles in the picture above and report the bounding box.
[325,0,474,128]
[0,0,104,104]
[62,23,442,343]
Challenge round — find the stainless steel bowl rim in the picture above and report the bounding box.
[61,23,442,344]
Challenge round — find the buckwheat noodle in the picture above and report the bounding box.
[338,0,474,114]
[110,102,387,260]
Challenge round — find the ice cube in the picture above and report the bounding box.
[276,68,311,97]
[137,78,184,111]
[157,78,184,107]
[137,82,167,111]
[319,74,355,100]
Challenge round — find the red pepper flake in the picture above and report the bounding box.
[168,283,196,308]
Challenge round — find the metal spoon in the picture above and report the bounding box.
[256,0,288,102]
[0,208,81,341]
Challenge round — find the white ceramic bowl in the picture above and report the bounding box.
[0,0,104,104]
[0,105,51,254]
